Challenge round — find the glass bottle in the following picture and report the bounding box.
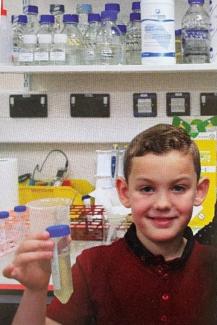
[62,14,84,65]
[96,10,121,65]
[83,13,101,65]
[35,15,54,65]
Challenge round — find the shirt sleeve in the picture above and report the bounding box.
[47,255,96,325]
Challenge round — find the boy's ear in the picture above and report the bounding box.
[116,177,131,208]
[194,177,210,206]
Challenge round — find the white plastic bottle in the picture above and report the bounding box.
[83,13,101,65]
[96,10,121,65]
[76,3,92,36]
[46,224,73,304]
[62,14,84,65]
[125,13,141,65]
[0,7,12,65]
[35,15,54,65]
[141,0,175,65]
[182,0,210,63]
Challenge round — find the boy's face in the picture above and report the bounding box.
[116,151,209,244]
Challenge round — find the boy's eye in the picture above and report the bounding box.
[140,186,154,193]
[172,185,186,192]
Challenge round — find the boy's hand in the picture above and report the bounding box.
[3,231,54,291]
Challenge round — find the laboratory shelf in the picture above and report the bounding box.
[0,63,216,74]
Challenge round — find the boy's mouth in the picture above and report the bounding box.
[147,216,177,228]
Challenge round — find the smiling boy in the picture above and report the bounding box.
[4,123,217,325]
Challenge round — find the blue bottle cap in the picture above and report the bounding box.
[175,29,182,37]
[130,12,141,22]
[105,3,120,12]
[46,224,70,238]
[50,4,65,14]
[63,14,79,24]
[14,205,27,213]
[188,0,204,4]
[0,211,9,219]
[101,10,117,21]
[23,5,38,15]
[76,4,92,14]
[88,13,101,23]
[18,15,28,24]
[132,2,140,10]
[117,24,127,34]
[39,15,55,24]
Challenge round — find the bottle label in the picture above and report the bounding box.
[18,52,34,62]
[53,34,67,44]
[183,29,209,41]
[50,51,66,61]
[23,34,37,44]
[141,1,175,61]
[34,52,49,61]
[38,34,52,44]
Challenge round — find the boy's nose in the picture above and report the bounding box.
[154,191,171,210]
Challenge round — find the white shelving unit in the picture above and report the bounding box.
[0,63,216,74]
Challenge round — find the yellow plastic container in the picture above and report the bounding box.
[19,179,94,206]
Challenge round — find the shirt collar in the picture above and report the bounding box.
[124,223,195,269]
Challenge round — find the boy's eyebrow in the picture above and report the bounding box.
[134,176,193,183]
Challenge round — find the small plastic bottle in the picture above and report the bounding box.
[62,14,84,65]
[50,4,65,33]
[125,12,141,65]
[96,10,121,65]
[76,3,92,36]
[46,224,73,304]
[0,211,9,255]
[14,205,28,242]
[35,15,54,65]
[83,13,101,65]
[181,0,210,63]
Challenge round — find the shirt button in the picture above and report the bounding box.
[162,293,170,301]
[160,315,168,322]
[163,273,169,280]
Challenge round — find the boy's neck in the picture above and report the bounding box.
[136,229,187,261]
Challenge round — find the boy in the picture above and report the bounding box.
[3,123,217,324]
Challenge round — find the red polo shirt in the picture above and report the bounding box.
[47,225,217,324]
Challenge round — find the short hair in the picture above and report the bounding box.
[123,124,201,182]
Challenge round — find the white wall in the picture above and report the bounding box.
[0,0,214,185]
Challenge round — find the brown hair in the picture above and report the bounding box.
[123,124,201,181]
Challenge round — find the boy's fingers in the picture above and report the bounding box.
[16,238,54,255]
[2,264,15,278]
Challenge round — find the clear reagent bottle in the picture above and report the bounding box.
[181,0,210,63]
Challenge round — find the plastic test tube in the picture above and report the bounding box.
[0,211,9,255]
[46,224,73,304]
